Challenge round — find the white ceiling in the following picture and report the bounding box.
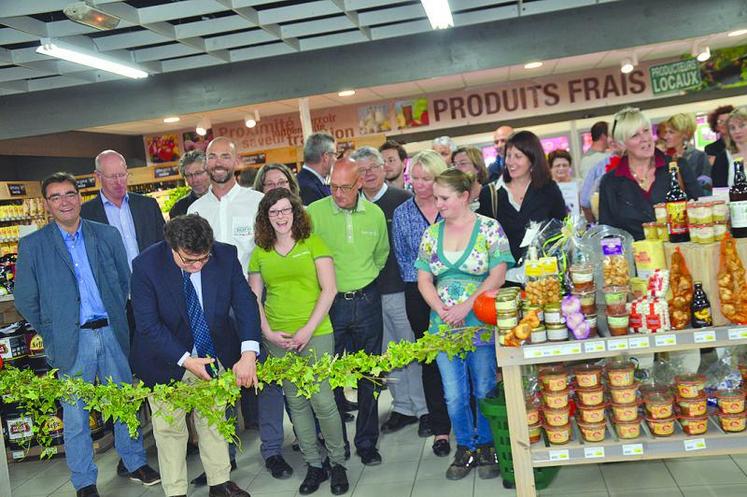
[79,29,747,135]
[0,0,621,96]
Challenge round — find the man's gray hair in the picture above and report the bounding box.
[94,149,127,172]
[303,132,335,164]
[350,146,384,166]
[178,150,206,176]
[432,136,455,151]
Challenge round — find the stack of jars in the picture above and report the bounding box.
[674,374,709,435]
[603,285,630,336]
[538,366,572,445]
[606,361,641,439]
[644,390,676,436]
[574,364,607,443]
[715,388,746,433]
[569,263,598,337]
[495,287,521,340]
[651,203,670,241]
[686,200,729,244]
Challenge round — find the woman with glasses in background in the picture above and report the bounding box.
[253,163,300,194]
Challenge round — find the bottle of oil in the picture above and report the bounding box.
[730,156,747,238]
[665,161,690,243]
[690,282,712,328]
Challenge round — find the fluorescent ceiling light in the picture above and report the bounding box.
[524,61,543,69]
[196,117,211,136]
[728,29,747,37]
[36,38,148,79]
[421,0,453,30]
[338,89,356,97]
[163,116,180,123]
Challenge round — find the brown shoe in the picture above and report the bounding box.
[209,480,250,497]
[76,485,100,497]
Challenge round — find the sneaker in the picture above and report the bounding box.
[445,446,475,480]
[330,464,349,495]
[128,464,161,486]
[299,465,328,495]
[475,444,501,480]
[380,412,418,434]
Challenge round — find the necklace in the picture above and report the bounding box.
[631,164,654,188]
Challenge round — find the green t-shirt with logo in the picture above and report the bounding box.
[248,233,333,336]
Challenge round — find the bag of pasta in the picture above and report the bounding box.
[668,248,693,330]
[718,233,747,324]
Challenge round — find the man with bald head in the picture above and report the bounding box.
[487,125,514,182]
[187,136,293,484]
[307,158,390,466]
[80,149,165,268]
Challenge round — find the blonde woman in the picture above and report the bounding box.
[713,106,747,187]
[661,113,711,193]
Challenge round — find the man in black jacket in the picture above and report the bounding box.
[297,132,335,205]
[80,149,165,268]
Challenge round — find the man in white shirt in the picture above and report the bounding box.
[188,137,293,482]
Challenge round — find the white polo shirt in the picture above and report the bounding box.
[187,182,264,275]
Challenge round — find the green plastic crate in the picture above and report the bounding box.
[479,382,560,490]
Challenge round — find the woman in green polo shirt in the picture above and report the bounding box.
[248,188,348,496]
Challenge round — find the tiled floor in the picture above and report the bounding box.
[8,390,747,497]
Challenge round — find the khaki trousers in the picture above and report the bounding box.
[148,369,231,496]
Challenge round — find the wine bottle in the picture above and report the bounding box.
[665,161,690,243]
[730,156,747,238]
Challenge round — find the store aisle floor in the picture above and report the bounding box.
[8,390,747,497]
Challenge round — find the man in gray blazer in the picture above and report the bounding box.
[15,172,160,497]
[80,149,165,268]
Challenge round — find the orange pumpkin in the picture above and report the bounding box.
[473,290,498,325]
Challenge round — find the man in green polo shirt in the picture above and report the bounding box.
[307,158,389,467]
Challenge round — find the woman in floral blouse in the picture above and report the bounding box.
[416,169,514,481]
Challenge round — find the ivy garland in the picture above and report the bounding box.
[0,326,484,458]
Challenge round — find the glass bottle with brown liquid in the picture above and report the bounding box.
[690,281,712,328]
[730,156,747,238]
[665,161,690,243]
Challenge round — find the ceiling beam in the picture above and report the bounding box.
[1,0,745,140]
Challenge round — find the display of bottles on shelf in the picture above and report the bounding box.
[128,180,181,195]
[0,198,45,220]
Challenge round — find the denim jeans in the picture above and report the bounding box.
[61,326,147,490]
[329,284,383,451]
[435,345,497,450]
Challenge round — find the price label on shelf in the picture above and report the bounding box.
[11,450,24,460]
[628,336,650,349]
[608,338,629,351]
[728,328,747,340]
[584,447,605,459]
[523,347,546,359]
[584,341,606,353]
[654,334,677,347]
[549,449,570,461]
[622,443,644,456]
[684,438,706,451]
[560,343,582,355]
[694,330,716,344]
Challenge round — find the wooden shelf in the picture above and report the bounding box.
[496,325,747,497]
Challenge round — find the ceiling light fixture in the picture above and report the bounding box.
[163,116,180,123]
[696,45,711,62]
[421,0,454,30]
[338,89,356,97]
[620,54,637,74]
[524,61,543,69]
[196,117,211,136]
[63,2,121,31]
[245,110,260,128]
[728,29,747,37]
[36,38,148,79]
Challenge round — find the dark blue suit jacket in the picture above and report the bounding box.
[81,192,165,253]
[130,241,261,387]
[297,167,330,206]
[14,220,131,373]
